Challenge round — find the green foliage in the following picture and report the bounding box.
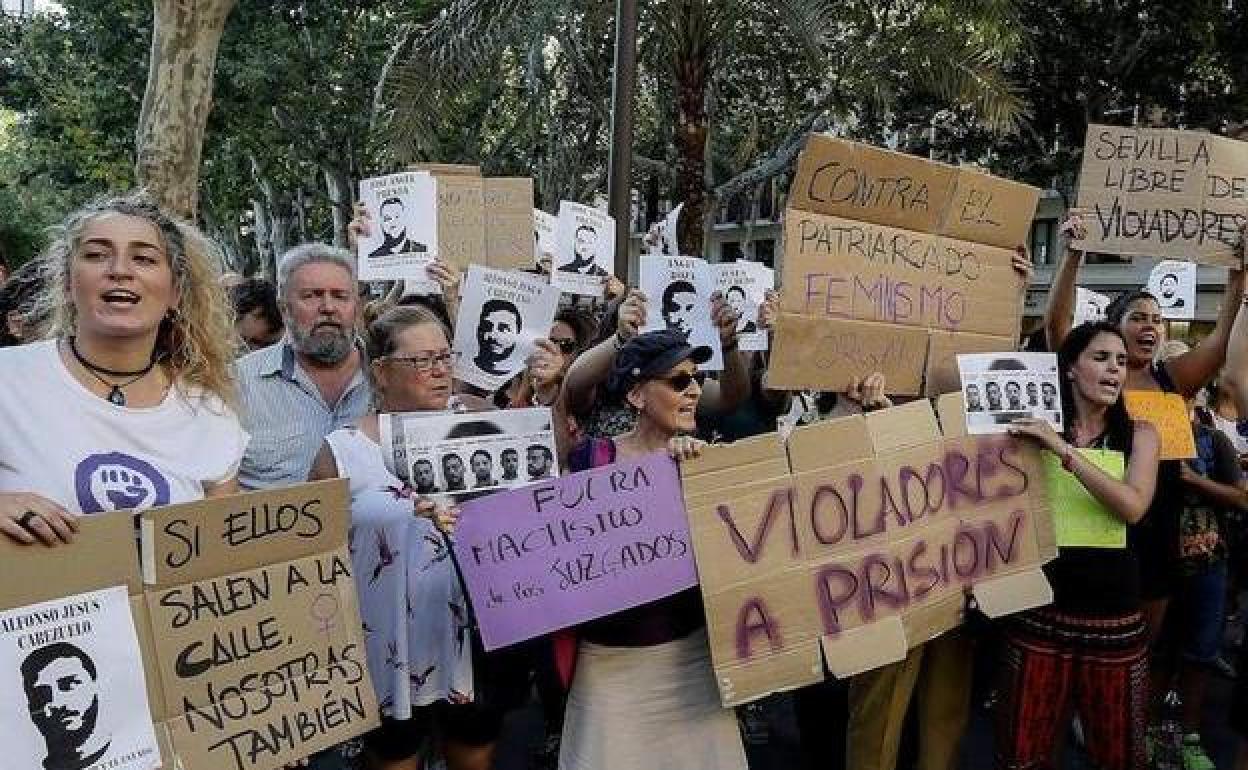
[0,2,149,264]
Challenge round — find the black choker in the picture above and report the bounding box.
[68,337,158,407]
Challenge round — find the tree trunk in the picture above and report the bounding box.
[672,3,710,257]
[323,165,353,248]
[134,0,236,219]
[251,199,275,279]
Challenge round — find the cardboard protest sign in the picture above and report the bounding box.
[552,201,614,296]
[1123,390,1198,459]
[534,209,558,269]
[957,352,1062,435]
[139,481,379,770]
[380,407,559,504]
[767,314,930,395]
[357,173,438,283]
[713,261,774,352]
[483,178,536,270]
[452,266,560,391]
[1146,259,1197,320]
[639,255,725,370]
[682,395,1055,706]
[1075,124,1248,267]
[433,174,487,274]
[773,134,1039,394]
[1042,450,1127,548]
[922,330,1015,398]
[0,585,161,770]
[453,452,697,650]
[1074,287,1111,325]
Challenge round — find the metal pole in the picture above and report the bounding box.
[607,0,639,282]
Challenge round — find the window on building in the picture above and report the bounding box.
[721,242,743,262]
[1030,220,1055,265]
[753,239,776,268]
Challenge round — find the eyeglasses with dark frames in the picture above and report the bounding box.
[551,338,579,354]
[384,350,459,373]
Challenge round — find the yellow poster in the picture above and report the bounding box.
[1123,390,1197,459]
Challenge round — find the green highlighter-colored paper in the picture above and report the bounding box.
[1042,449,1127,548]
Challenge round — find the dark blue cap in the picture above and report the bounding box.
[607,329,712,395]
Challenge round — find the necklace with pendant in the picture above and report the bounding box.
[67,336,158,407]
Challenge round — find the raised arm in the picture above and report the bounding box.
[697,293,749,415]
[1223,290,1248,418]
[1043,212,1087,351]
[562,290,645,417]
[1167,268,1245,397]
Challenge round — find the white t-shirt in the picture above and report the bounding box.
[1212,412,1248,455]
[0,340,248,514]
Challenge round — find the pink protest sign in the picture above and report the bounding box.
[453,451,697,650]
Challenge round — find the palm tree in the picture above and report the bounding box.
[373,0,1028,256]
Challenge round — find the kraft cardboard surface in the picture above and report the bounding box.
[766,314,929,395]
[1075,124,1248,267]
[682,399,1056,706]
[781,209,1024,338]
[773,133,1036,395]
[788,133,1039,248]
[483,177,536,270]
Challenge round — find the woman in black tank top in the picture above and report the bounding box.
[1044,213,1244,642]
[996,321,1160,770]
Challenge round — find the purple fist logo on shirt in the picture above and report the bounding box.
[74,453,171,514]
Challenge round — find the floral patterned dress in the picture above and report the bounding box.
[326,426,474,718]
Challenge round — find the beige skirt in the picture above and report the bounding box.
[557,628,748,770]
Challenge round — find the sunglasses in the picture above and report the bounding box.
[655,370,706,392]
[551,337,579,355]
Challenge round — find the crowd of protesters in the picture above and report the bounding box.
[3,189,1248,770]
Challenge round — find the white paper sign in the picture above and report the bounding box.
[712,261,774,351]
[1146,259,1198,320]
[1073,287,1111,325]
[957,352,1063,435]
[534,209,558,273]
[552,201,614,296]
[0,585,159,770]
[453,265,560,391]
[357,173,439,286]
[380,407,559,504]
[639,254,725,370]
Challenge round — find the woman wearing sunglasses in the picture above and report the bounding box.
[555,328,747,770]
[308,305,498,770]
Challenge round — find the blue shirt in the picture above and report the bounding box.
[236,340,372,490]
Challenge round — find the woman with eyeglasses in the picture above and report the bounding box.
[308,305,495,770]
[554,328,748,770]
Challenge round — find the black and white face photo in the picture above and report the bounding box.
[23,643,110,770]
[527,445,553,480]
[985,381,1003,411]
[473,300,522,376]
[662,280,698,338]
[1041,382,1058,409]
[500,448,519,481]
[965,383,983,412]
[442,454,467,491]
[1005,381,1024,411]
[412,458,439,494]
[471,450,496,488]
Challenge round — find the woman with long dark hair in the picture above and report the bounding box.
[996,320,1160,769]
[1044,215,1245,639]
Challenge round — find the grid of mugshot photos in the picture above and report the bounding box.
[379,406,559,504]
[956,352,1064,436]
